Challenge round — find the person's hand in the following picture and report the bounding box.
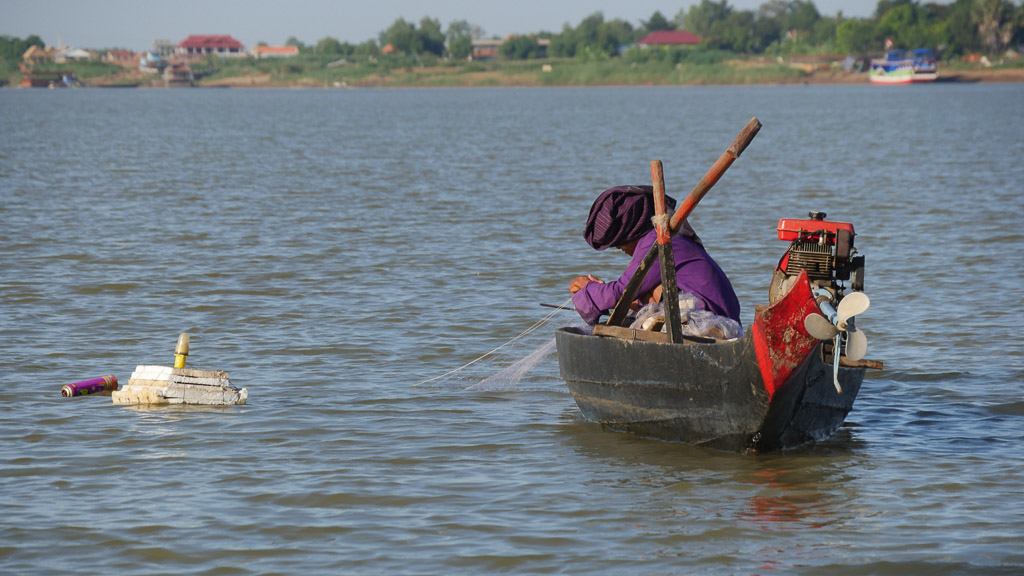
[569,274,603,294]
[649,284,664,304]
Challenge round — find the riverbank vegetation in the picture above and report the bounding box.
[306,0,1024,63]
[2,0,1022,88]
[145,53,818,87]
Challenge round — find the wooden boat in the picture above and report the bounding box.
[19,64,77,88]
[163,63,195,87]
[556,267,878,452]
[555,121,881,452]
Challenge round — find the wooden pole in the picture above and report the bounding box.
[605,117,762,329]
[668,117,761,234]
[651,160,683,343]
[605,247,658,327]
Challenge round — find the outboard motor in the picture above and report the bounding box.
[768,212,871,393]
[768,211,865,304]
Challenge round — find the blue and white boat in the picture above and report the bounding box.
[870,49,938,84]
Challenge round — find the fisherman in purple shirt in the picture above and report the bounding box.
[569,185,741,327]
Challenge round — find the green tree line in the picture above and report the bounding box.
[536,0,1024,59]
[359,0,1023,60]
[298,0,1021,63]
[0,34,44,61]
[0,34,45,80]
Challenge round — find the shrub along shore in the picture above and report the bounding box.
[7,55,1024,88]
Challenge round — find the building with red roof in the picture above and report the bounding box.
[105,50,137,61]
[175,35,245,58]
[636,30,702,47]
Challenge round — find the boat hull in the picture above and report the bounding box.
[555,327,863,452]
[869,71,938,84]
[869,72,913,84]
[869,50,938,84]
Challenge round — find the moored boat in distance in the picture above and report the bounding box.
[18,64,78,88]
[870,48,938,84]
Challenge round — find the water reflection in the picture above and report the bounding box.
[557,409,872,571]
[739,465,843,530]
[561,407,864,518]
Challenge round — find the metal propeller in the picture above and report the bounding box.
[804,312,840,340]
[844,317,868,362]
[836,292,870,331]
[803,290,871,393]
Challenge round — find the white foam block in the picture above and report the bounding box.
[112,365,247,406]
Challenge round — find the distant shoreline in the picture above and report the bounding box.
[145,66,1024,88]
[8,62,1023,89]
[175,68,1024,88]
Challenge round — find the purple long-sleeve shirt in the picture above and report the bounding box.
[572,229,741,326]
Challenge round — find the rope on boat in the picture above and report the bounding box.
[413,296,574,387]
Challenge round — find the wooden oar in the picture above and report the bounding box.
[651,160,683,343]
[605,117,762,328]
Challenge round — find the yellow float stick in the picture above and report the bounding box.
[174,333,190,369]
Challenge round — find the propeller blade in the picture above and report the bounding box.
[804,313,840,340]
[836,292,870,330]
[845,325,868,362]
[832,334,843,394]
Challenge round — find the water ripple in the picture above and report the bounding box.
[1,85,1023,575]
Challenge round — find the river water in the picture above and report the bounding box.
[1,83,1022,575]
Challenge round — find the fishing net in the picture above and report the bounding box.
[463,337,558,392]
[415,297,584,392]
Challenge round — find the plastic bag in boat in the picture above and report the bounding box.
[629,293,742,340]
[683,310,742,340]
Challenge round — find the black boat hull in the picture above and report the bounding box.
[555,327,864,452]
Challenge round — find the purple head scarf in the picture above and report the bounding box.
[584,185,699,251]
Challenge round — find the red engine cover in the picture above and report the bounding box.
[777,218,855,242]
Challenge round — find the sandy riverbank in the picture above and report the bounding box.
[64,62,1024,89]
[204,65,1024,88]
